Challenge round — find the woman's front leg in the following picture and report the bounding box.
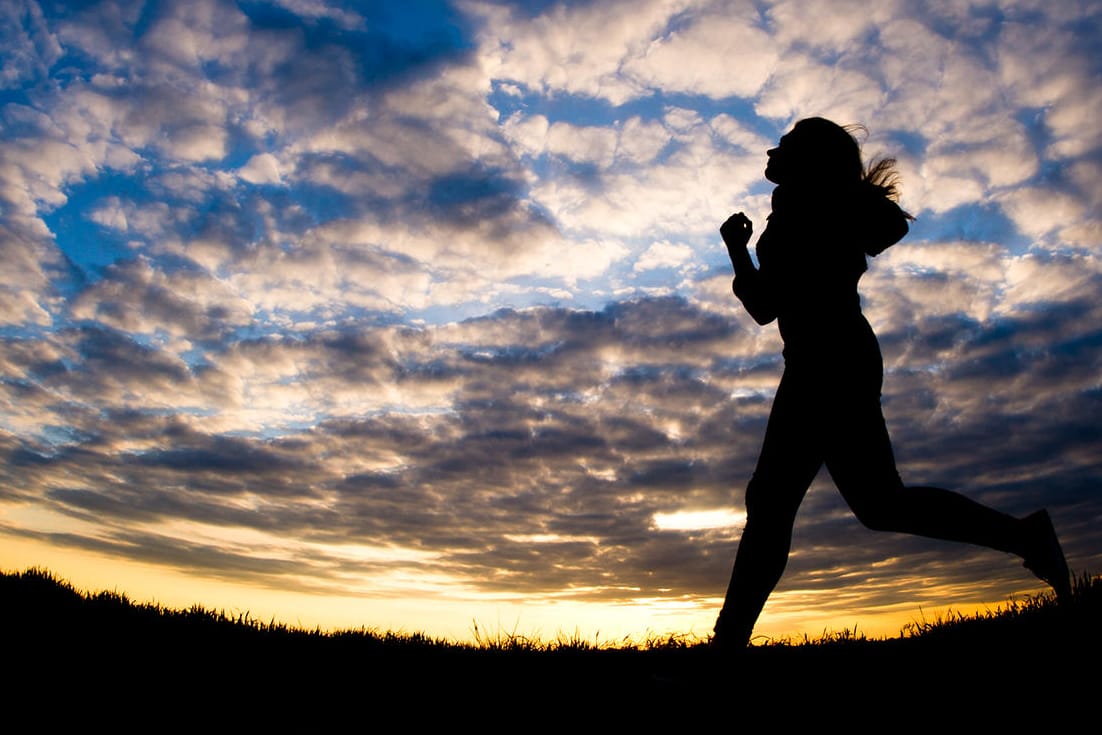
[715,372,823,648]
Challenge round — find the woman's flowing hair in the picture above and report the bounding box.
[842,122,915,220]
[787,117,914,219]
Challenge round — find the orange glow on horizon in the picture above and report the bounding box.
[1,533,1052,646]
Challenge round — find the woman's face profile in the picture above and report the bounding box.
[764,121,847,186]
[765,133,795,185]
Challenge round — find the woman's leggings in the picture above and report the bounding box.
[717,361,1025,645]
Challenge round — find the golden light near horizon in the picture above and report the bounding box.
[2,533,1047,646]
[1,0,1099,648]
[653,508,746,532]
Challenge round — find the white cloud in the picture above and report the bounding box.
[266,0,366,29]
[528,119,766,239]
[709,113,771,152]
[997,21,1102,159]
[88,197,131,231]
[0,0,62,89]
[663,106,703,134]
[169,122,230,162]
[912,116,1038,210]
[1001,251,1102,311]
[906,171,985,216]
[997,186,1088,243]
[505,114,672,170]
[138,0,250,70]
[767,0,901,50]
[622,4,778,99]
[547,121,619,167]
[864,241,1005,326]
[616,116,671,164]
[501,112,549,158]
[754,55,884,125]
[238,153,283,185]
[0,280,52,325]
[634,240,695,272]
[475,0,695,104]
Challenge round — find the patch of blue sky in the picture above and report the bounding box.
[24,424,94,451]
[241,0,470,42]
[490,80,768,130]
[628,263,689,291]
[176,339,219,369]
[0,87,34,109]
[460,340,566,365]
[876,127,928,160]
[118,327,182,355]
[414,296,543,327]
[1014,106,1051,154]
[210,419,314,443]
[217,126,266,171]
[239,0,473,79]
[709,352,783,374]
[42,172,153,276]
[366,0,473,49]
[614,362,703,383]
[412,295,541,326]
[489,84,638,127]
[907,202,1029,252]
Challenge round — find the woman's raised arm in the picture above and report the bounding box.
[721,212,777,325]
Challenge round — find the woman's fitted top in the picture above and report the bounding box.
[733,183,909,366]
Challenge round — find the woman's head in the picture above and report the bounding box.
[765,117,863,187]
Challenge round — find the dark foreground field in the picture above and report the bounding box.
[4,568,1098,726]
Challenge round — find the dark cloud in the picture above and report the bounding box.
[133,438,305,477]
[426,166,531,225]
[72,324,191,383]
[70,257,253,340]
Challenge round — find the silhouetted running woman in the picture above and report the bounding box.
[714,117,1071,650]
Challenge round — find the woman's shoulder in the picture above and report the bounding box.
[771,184,908,253]
[852,185,909,255]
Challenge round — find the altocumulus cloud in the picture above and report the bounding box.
[1,0,1100,637]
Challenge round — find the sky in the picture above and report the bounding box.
[1,0,1100,643]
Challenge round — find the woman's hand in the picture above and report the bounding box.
[720,212,753,272]
[720,212,753,251]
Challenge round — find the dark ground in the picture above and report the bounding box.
[3,568,1097,727]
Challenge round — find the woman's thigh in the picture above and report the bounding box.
[823,395,904,514]
[747,371,824,518]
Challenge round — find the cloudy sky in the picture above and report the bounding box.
[1,0,1099,642]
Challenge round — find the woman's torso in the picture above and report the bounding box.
[756,189,884,386]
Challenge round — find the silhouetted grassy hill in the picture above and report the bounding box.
[4,567,1097,726]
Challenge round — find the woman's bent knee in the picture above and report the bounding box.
[847,489,908,533]
[745,473,805,528]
